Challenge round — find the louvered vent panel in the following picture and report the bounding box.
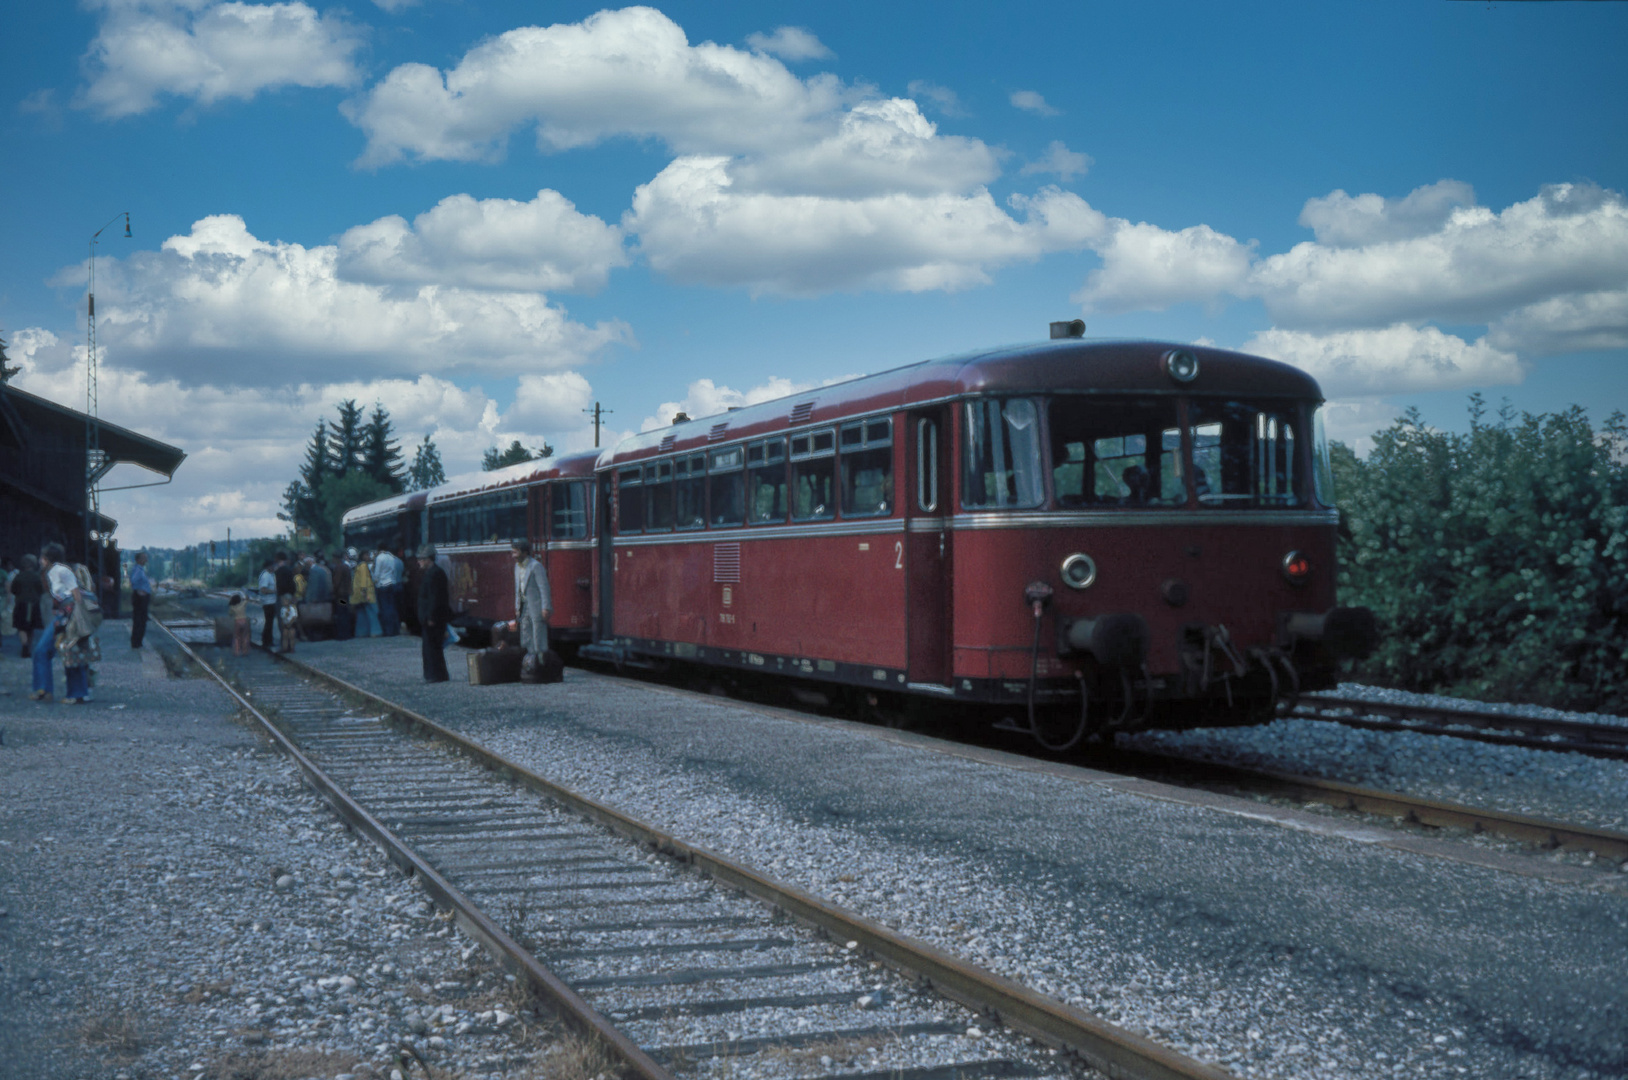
[708,423,729,442]
[713,542,741,583]
[789,401,815,424]
[659,434,676,451]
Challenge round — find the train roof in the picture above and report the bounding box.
[341,451,598,526]
[424,449,598,506]
[596,337,1323,469]
[340,488,427,527]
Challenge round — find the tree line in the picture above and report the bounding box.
[1333,396,1628,714]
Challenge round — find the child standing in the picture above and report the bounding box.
[228,593,251,657]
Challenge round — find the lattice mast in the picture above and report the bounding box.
[85,212,130,559]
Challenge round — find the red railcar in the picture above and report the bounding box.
[342,451,597,648]
[584,334,1373,746]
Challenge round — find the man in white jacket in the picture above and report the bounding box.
[507,540,551,656]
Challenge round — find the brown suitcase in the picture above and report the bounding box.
[467,645,524,685]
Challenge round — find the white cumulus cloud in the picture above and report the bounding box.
[1020,140,1091,182]
[79,0,363,118]
[66,213,630,386]
[1074,221,1255,313]
[1242,324,1523,398]
[1009,90,1058,116]
[1298,179,1477,248]
[628,160,1107,295]
[337,189,628,293]
[745,26,832,61]
[342,6,843,166]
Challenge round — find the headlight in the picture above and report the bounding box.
[1282,550,1311,585]
[1164,349,1200,383]
[1061,553,1097,590]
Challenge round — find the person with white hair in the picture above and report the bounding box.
[506,539,552,658]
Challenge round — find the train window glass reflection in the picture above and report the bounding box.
[645,460,675,532]
[791,428,836,522]
[747,439,788,524]
[841,418,892,517]
[493,488,527,541]
[551,481,589,539]
[1049,397,1182,507]
[709,447,745,527]
[1189,401,1303,508]
[1312,407,1335,507]
[675,454,706,530]
[617,467,643,533]
[963,398,1044,509]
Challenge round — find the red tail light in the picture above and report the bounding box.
[1282,550,1311,585]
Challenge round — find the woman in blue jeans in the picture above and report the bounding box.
[31,542,90,704]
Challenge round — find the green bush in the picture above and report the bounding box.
[1336,397,1628,712]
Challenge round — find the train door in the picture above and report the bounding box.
[595,472,615,638]
[906,407,953,685]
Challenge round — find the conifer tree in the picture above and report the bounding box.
[362,402,406,492]
[408,433,447,491]
[0,334,18,383]
[328,399,366,478]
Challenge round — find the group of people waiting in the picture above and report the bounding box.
[2,542,116,704]
[250,546,408,652]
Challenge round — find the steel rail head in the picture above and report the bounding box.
[266,650,1240,1080]
[149,619,679,1080]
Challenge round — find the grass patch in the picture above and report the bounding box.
[203,1048,363,1079]
[80,1011,146,1060]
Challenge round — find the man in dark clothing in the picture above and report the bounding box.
[416,545,452,683]
[129,551,153,648]
[331,554,354,641]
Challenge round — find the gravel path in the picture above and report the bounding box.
[1123,684,1628,833]
[0,622,582,1080]
[282,635,1628,1080]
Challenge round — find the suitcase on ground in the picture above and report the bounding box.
[521,648,565,685]
[468,644,524,685]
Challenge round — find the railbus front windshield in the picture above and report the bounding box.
[962,395,1321,511]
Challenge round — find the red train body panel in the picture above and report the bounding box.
[342,451,599,646]
[585,337,1373,737]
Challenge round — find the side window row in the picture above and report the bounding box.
[617,418,894,534]
[429,481,593,545]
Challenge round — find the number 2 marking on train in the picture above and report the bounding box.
[894,541,903,569]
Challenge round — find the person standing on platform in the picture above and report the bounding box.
[128,551,153,649]
[257,559,277,649]
[506,540,552,658]
[331,551,354,640]
[373,545,404,636]
[350,548,379,637]
[32,543,87,703]
[304,554,333,640]
[12,554,44,658]
[416,545,451,682]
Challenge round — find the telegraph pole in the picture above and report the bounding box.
[583,401,613,448]
[85,211,130,566]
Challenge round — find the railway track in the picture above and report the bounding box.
[1293,693,1628,761]
[153,616,1234,1080]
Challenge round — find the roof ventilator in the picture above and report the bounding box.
[1050,319,1086,339]
[789,401,815,424]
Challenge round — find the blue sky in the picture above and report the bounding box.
[2,0,1625,547]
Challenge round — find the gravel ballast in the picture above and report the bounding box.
[282,634,1628,1080]
[0,622,581,1080]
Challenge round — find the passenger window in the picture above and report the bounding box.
[1049,397,1183,508]
[617,467,643,533]
[841,417,892,517]
[674,454,706,530]
[1190,401,1302,508]
[962,398,1044,509]
[747,439,788,524]
[645,460,674,532]
[916,418,939,513]
[550,481,589,539]
[792,428,836,522]
[709,447,745,526]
